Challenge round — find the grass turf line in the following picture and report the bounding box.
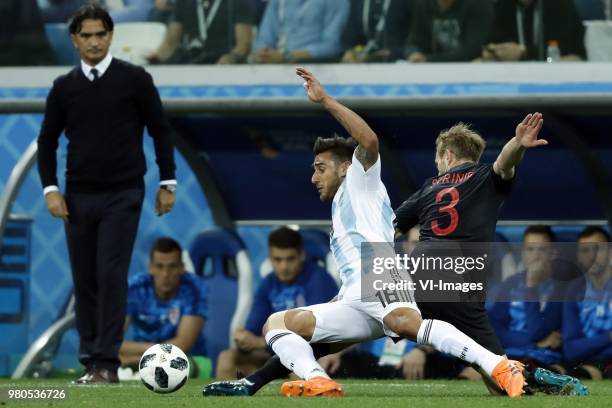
[0,378,608,408]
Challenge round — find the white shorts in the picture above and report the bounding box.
[299,283,420,343]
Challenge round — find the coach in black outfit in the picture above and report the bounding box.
[37,4,176,384]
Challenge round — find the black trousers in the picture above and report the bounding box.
[64,188,144,372]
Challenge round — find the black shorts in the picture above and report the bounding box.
[417,301,505,356]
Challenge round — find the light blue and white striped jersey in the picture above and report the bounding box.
[330,152,395,287]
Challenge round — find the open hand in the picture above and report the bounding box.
[516,112,547,148]
[296,67,328,104]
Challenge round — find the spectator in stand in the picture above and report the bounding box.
[1,0,55,65]
[404,0,493,63]
[149,0,255,64]
[215,227,338,378]
[148,0,174,24]
[562,227,611,379]
[341,0,413,63]
[251,0,350,63]
[489,226,565,371]
[480,0,586,62]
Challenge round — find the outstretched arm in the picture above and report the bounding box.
[296,67,379,170]
[493,112,547,180]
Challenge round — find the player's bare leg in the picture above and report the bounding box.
[383,308,525,398]
[263,309,344,397]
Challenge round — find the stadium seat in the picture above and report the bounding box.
[110,22,167,65]
[188,228,253,376]
[44,23,80,66]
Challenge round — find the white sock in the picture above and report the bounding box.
[417,319,504,375]
[265,329,329,380]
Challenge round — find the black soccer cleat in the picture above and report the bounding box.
[202,379,253,397]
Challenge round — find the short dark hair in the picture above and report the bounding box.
[268,227,303,250]
[313,135,357,163]
[524,225,555,242]
[69,2,114,35]
[150,237,182,260]
[578,226,610,242]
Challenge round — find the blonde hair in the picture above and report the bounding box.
[435,123,486,162]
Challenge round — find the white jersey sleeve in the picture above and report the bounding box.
[346,151,382,192]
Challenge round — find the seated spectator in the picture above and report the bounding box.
[119,237,207,368]
[0,0,55,65]
[562,227,611,380]
[148,0,174,24]
[251,0,350,63]
[149,0,255,64]
[404,0,493,62]
[341,0,413,63]
[216,227,338,378]
[489,226,564,371]
[480,0,585,62]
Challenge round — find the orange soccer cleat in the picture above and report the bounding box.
[492,359,526,398]
[280,376,345,397]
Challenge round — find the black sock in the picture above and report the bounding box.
[244,355,288,395]
[244,344,332,395]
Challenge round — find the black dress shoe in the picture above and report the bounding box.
[71,370,94,385]
[90,368,119,384]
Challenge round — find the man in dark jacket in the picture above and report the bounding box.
[405,0,493,62]
[37,3,176,384]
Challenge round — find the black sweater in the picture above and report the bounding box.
[37,58,175,193]
[405,0,493,62]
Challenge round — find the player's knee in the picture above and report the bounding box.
[384,308,422,340]
[262,311,287,335]
[284,309,316,340]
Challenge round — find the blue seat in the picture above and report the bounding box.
[44,23,79,65]
[300,229,330,265]
[188,228,253,375]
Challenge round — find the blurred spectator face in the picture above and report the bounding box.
[269,246,305,284]
[149,249,185,298]
[522,232,553,283]
[311,151,349,202]
[577,232,610,279]
[71,19,113,65]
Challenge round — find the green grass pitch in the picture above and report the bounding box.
[1,378,610,408]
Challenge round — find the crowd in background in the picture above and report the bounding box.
[1,0,611,66]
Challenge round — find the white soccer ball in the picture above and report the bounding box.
[139,343,189,394]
